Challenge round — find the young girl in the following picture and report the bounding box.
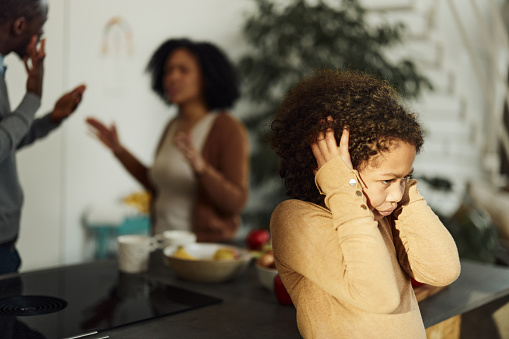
[269,70,460,338]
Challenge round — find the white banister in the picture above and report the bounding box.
[487,0,509,54]
[468,0,499,158]
[447,0,509,185]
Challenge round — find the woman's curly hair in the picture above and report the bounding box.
[146,38,239,110]
[270,69,424,206]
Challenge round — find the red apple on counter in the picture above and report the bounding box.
[274,274,293,306]
[411,277,424,288]
[246,229,270,251]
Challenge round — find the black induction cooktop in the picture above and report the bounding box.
[0,260,222,339]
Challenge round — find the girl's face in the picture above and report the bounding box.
[163,48,204,107]
[357,141,416,221]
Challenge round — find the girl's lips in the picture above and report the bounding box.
[378,209,395,216]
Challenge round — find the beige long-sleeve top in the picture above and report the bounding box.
[270,156,461,338]
[114,112,249,243]
[154,113,250,242]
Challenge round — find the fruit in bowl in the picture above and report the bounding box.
[256,248,276,269]
[255,263,278,291]
[255,246,279,291]
[163,243,251,283]
[212,248,237,260]
[172,246,197,260]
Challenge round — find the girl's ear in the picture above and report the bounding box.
[12,17,27,35]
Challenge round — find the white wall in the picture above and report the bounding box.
[9,0,505,271]
[7,0,254,272]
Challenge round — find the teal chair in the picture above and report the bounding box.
[86,214,151,259]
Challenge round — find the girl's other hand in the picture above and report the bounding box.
[311,116,353,172]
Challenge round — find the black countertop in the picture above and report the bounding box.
[89,253,509,338]
[115,250,301,339]
[2,252,509,339]
[420,259,509,328]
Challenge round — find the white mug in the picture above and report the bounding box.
[155,230,197,249]
[117,235,158,273]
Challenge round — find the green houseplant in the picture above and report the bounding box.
[238,0,433,229]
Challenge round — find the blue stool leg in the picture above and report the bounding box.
[96,227,111,259]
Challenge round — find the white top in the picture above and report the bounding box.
[149,113,218,235]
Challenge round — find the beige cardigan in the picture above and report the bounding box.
[270,156,460,338]
[154,112,249,242]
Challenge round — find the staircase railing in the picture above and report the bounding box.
[446,0,509,186]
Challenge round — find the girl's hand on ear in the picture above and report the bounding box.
[311,116,353,172]
[338,126,353,170]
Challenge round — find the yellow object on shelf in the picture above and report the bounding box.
[123,191,151,214]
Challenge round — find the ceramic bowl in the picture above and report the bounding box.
[155,230,197,249]
[255,263,278,291]
[163,243,252,283]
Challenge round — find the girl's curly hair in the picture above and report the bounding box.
[270,69,424,206]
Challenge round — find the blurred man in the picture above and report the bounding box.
[0,0,86,274]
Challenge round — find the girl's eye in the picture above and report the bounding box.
[382,176,411,185]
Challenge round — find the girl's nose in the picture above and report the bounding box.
[388,181,405,203]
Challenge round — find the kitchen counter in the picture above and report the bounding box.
[94,250,301,339]
[420,260,509,329]
[89,253,509,339]
[3,252,509,339]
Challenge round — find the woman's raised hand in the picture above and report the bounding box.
[310,116,353,172]
[86,117,123,155]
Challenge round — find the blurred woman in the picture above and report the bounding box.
[87,38,249,242]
